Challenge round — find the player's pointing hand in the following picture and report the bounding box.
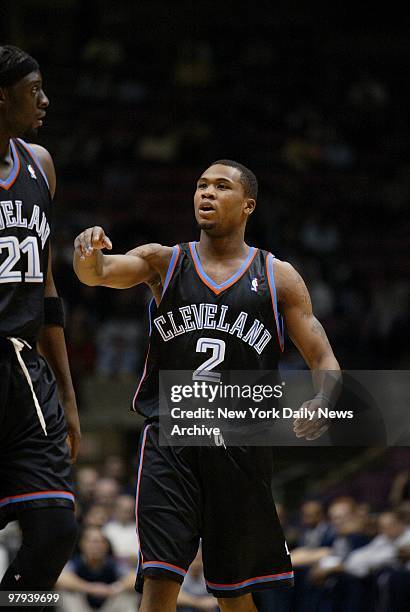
[74,226,113,260]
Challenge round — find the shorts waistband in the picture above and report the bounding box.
[0,337,37,355]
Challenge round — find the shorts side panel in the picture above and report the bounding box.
[200,446,294,597]
[135,422,200,586]
[0,350,74,527]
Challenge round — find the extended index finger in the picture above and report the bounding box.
[90,226,112,250]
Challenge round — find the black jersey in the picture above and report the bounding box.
[133,242,284,418]
[0,138,51,343]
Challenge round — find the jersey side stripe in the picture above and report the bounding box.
[266,253,285,352]
[132,298,155,410]
[135,423,151,572]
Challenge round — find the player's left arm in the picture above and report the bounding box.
[33,145,81,462]
[275,259,341,440]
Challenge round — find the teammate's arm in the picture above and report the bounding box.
[275,260,341,440]
[34,145,81,462]
[73,226,173,290]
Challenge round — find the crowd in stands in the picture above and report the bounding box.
[2,451,409,611]
[3,2,406,396]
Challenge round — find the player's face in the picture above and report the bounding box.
[1,70,49,138]
[194,164,255,235]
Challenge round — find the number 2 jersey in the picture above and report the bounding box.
[0,138,51,343]
[133,242,285,418]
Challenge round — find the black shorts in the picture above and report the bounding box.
[0,339,75,529]
[135,421,293,598]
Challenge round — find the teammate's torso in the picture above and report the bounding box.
[134,242,284,417]
[0,138,51,342]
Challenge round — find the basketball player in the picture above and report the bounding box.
[74,160,340,612]
[0,46,80,594]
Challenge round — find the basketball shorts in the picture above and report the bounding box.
[135,421,294,598]
[0,338,75,529]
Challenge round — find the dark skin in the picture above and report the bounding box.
[74,163,340,612]
[0,69,81,461]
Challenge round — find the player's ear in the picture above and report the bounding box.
[244,198,256,216]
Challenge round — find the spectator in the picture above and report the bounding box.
[57,527,137,612]
[177,548,218,611]
[94,479,121,517]
[82,505,110,530]
[76,466,99,517]
[298,500,335,548]
[101,455,127,485]
[103,495,138,572]
[345,511,410,578]
[389,471,410,506]
[315,496,370,570]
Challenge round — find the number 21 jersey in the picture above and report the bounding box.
[0,138,51,343]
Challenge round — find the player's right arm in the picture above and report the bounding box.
[73,226,172,290]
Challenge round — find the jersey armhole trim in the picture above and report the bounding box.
[17,139,51,193]
[0,140,21,190]
[266,253,285,352]
[132,299,155,410]
[161,245,180,298]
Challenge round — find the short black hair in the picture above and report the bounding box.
[211,159,258,200]
[0,45,31,72]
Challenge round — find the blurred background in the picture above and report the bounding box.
[1,1,409,610]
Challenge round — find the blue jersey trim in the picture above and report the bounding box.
[267,253,285,352]
[142,561,187,577]
[161,245,180,298]
[135,424,152,574]
[147,297,155,335]
[0,140,20,190]
[206,570,294,590]
[17,139,50,191]
[0,491,74,508]
[190,241,256,291]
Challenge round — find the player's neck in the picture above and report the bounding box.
[197,231,249,261]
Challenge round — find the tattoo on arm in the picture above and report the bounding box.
[311,318,332,347]
[297,280,312,319]
[280,263,312,318]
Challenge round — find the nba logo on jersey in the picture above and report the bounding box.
[27,164,37,179]
[251,277,258,292]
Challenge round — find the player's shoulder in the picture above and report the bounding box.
[27,143,53,162]
[272,258,299,281]
[272,258,307,301]
[27,143,56,196]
